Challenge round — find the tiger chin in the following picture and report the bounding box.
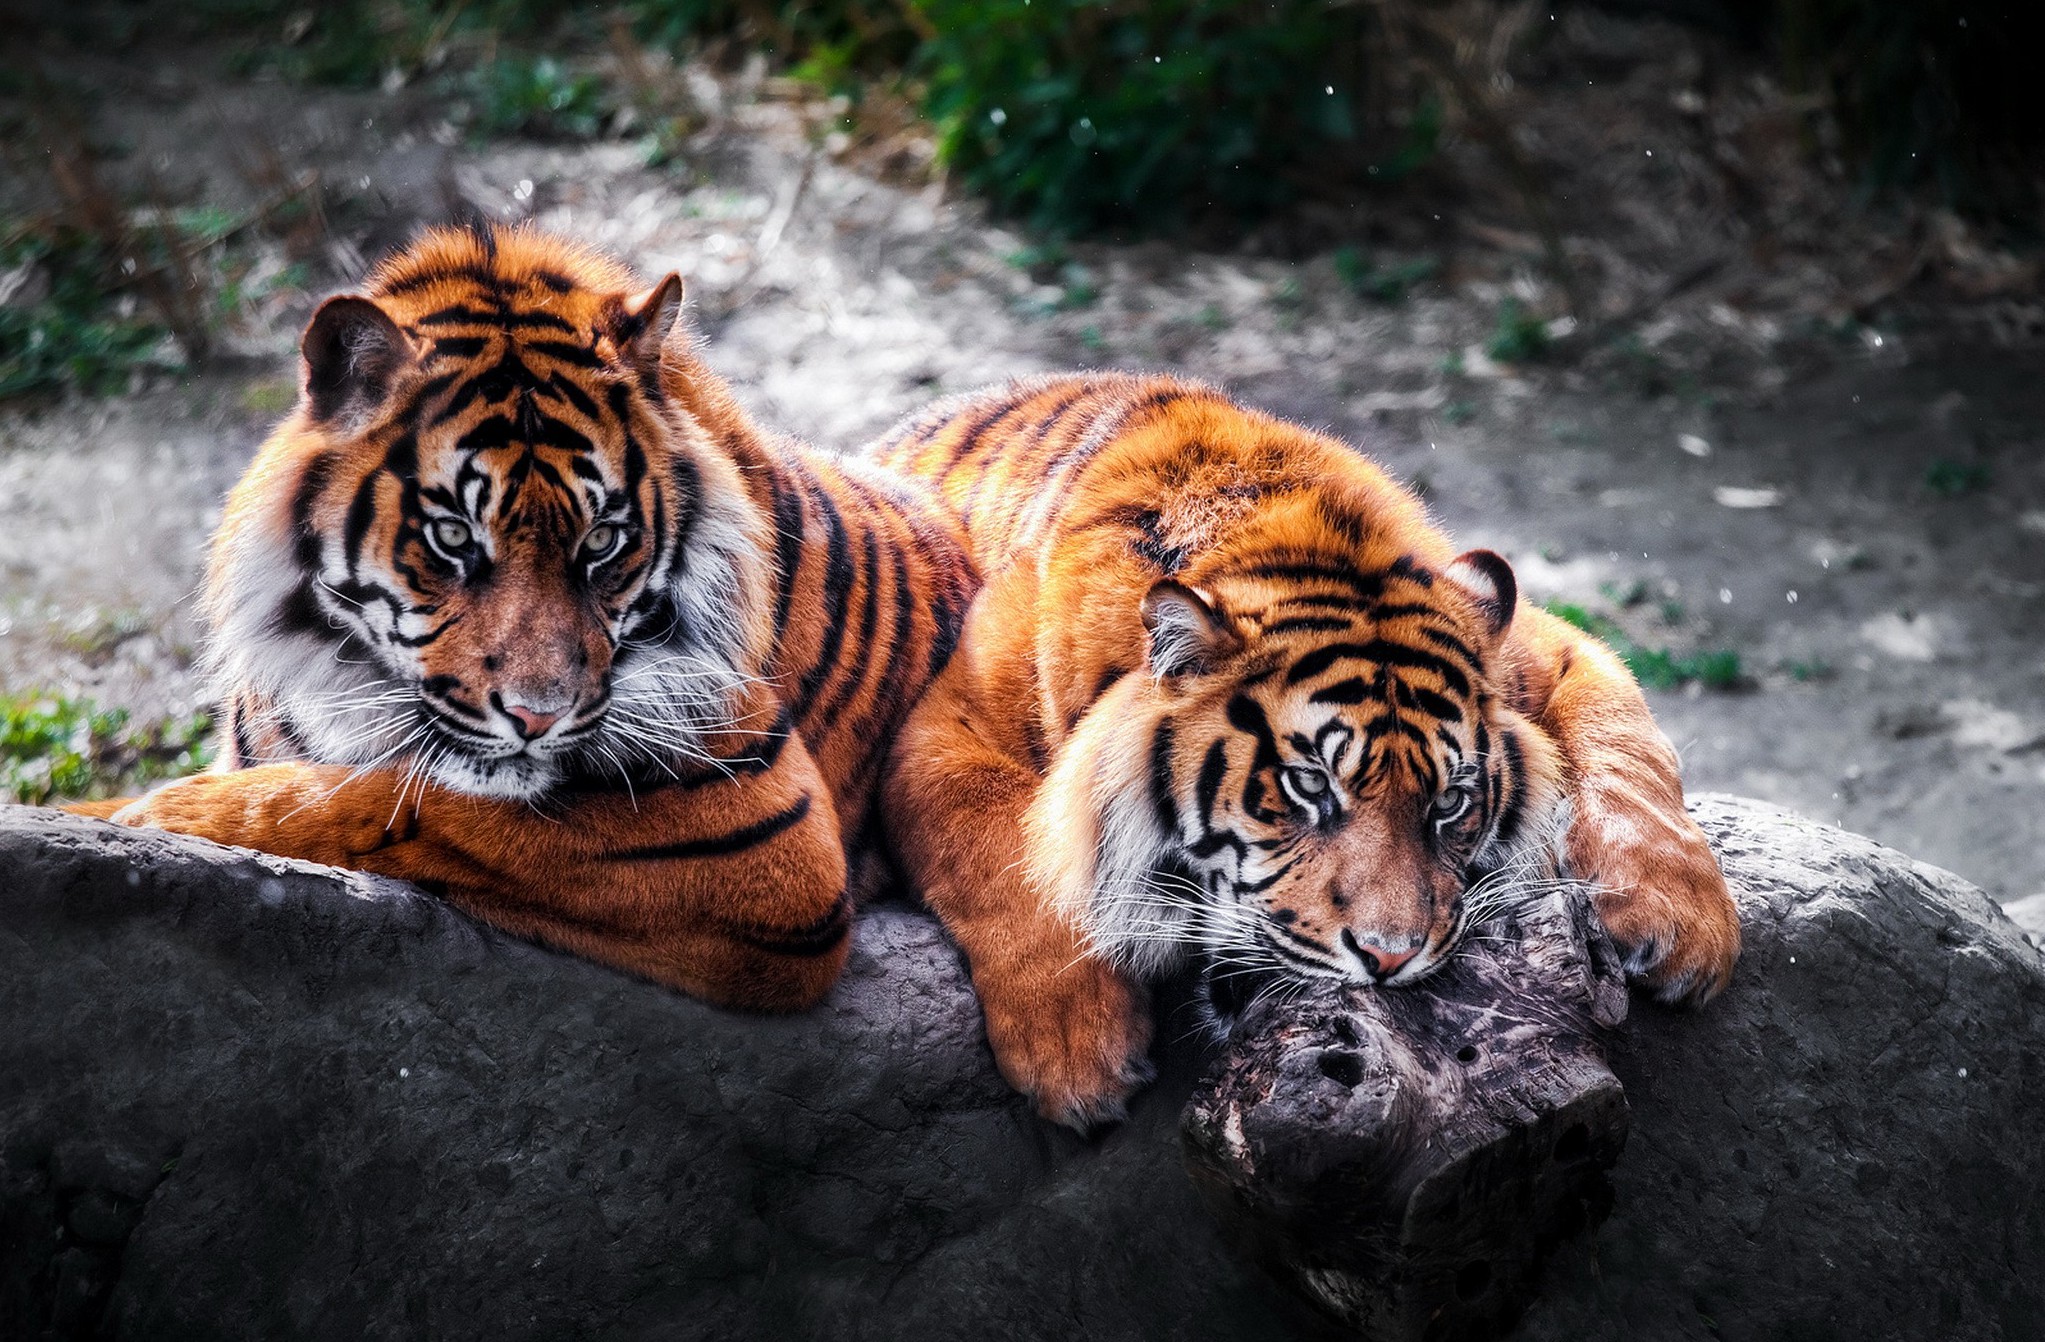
[67,223,974,1012]
[874,373,1742,1131]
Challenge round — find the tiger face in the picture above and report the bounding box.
[1029,550,1565,1007]
[205,227,769,799]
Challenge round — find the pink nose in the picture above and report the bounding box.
[1344,931,1418,979]
[499,702,561,741]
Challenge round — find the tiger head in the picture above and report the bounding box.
[1028,538,1566,1011]
[204,225,771,798]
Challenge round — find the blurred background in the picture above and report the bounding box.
[2,1,2041,919]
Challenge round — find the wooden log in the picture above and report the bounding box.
[1180,886,1632,1342]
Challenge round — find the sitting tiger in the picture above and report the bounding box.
[874,373,1741,1129]
[72,224,973,1011]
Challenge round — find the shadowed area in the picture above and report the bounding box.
[1,796,2038,1340]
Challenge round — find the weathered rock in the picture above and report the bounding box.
[1,796,2040,1341]
[1515,797,2045,1342]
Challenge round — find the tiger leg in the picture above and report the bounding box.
[76,710,850,1012]
[1509,604,1741,1004]
[883,588,1153,1131]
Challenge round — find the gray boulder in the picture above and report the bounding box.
[0,796,2038,1341]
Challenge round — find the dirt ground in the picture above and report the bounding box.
[4,16,2041,908]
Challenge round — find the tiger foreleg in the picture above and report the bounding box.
[883,614,1154,1131]
[1510,604,1741,1005]
[86,735,851,1012]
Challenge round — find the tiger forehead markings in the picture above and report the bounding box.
[211,230,764,801]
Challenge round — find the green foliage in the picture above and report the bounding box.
[1332,248,1437,304]
[1006,242,1098,312]
[1543,602,1744,692]
[1924,458,1991,497]
[469,56,612,139]
[1780,658,1834,683]
[0,227,170,402]
[214,1,596,87]
[632,1,918,71]
[916,0,1380,235]
[1,694,214,805]
[1484,298,1549,364]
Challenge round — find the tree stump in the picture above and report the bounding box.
[1181,886,1632,1342]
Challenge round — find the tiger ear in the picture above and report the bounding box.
[1445,549,1518,637]
[302,295,412,425]
[1141,580,1242,678]
[615,273,685,371]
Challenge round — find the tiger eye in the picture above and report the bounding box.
[583,523,621,559]
[1433,784,1474,822]
[1284,765,1329,801]
[431,518,473,553]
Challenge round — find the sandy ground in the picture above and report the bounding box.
[3,30,2040,907]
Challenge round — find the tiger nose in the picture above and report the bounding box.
[494,695,562,741]
[1342,930,1418,980]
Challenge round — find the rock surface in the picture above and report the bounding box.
[1,795,2039,1341]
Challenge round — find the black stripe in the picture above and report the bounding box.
[1277,592,1378,614]
[1196,738,1229,831]
[343,471,381,576]
[1093,665,1130,703]
[1267,913,1333,954]
[961,386,1091,514]
[549,370,601,421]
[394,369,461,427]
[1414,623,1484,674]
[1494,729,1527,846]
[938,396,1031,477]
[767,472,807,642]
[1036,387,1194,519]
[1308,677,1372,706]
[427,335,489,359]
[1371,601,1451,621]
[1150,718,1180,838]
[610,794,813,861]
[846,542,919,745]
[790,484,855,718]
[1407,686,1463,722]
[729,893,852,958]
[1242,562,1385,596]
[291,451,341,570]
[1387,554,1435,588]
[524,339,603,368]
[1286,639,1471,695]
[377,264,502,296]
[1257,929,1335,974]
[229,695,257,768]
[658,708,796,791]
[1265,615,1353,635]
[814,524,885,733]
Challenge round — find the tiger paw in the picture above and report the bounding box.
[975,952,1155,1133]
[93,768,382,870]
[1569,796,1742,1007]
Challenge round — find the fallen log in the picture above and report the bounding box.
[1181,884,1631,1342]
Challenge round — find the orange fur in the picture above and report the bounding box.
[73,226,974,1011]
[872,373,1739,1127]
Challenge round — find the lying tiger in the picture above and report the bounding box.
[875,374,1741,1129]
[73,224,974,1010]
